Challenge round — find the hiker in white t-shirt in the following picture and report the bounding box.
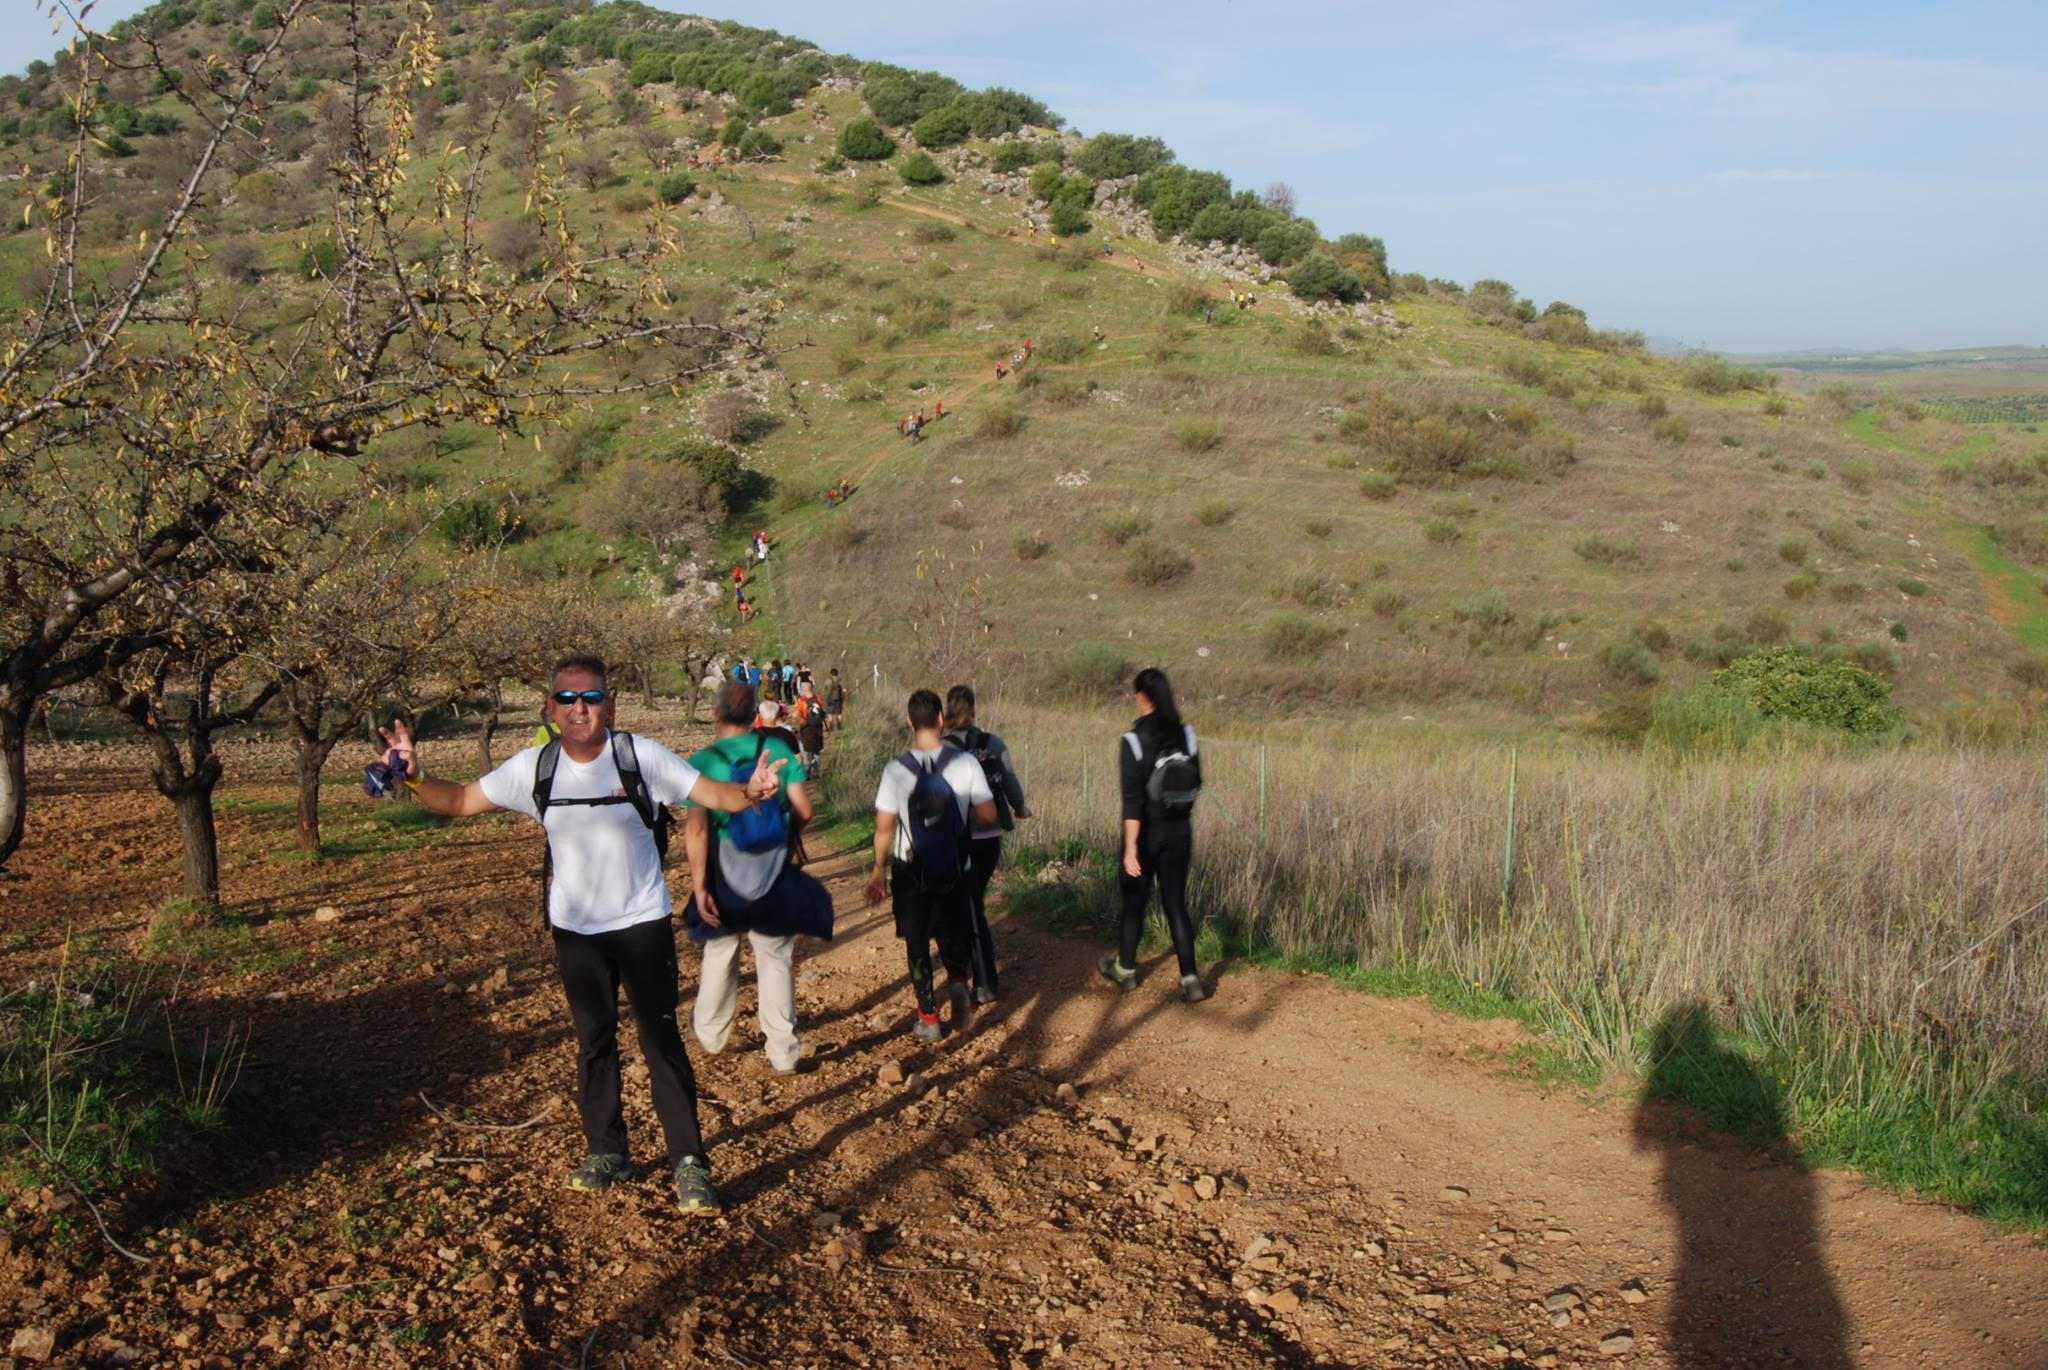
[375,653,785,1216]
[864,689,996,1042]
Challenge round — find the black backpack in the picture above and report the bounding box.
[1126,725,1200,821]
[947,726,1010,828]
[531,731,669,925]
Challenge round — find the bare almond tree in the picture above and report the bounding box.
[0,0,787,870]
[1261,180,1298,217]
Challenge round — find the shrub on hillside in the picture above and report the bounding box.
[991,139,1063,174]
[977,402,1024,439]
[1358,472,1397,500]
[1284,253,1367,304]
[1304,519,1333,539]
[837,117,893,161]
[1338,393,1501,484]
[1711,648,1898,733]
[911,103,972,148]
[1370,589,1408,618]
[1037,333,1085,364]
[1013,530,1051,561]
[1574,534,1640,566]
[1074,132,1172,180]
[1601,638,1661,685]
[1100,512,1150,546]
[1049,196,1090,236]
[1044,644,1132,698]
[1682,354,1773,395]
[551,413,625,480]
[1194,497,1236,526]
[735,126,782,160]
[1651,416,1686,444]
[899,151,945,186]
[1420,517,1462,544]
[1264,614,1337,657]
[1177,420,1222,453]
[1125,538,1194,587]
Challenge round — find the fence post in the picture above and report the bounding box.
[1257,741,1268,849]
[1500,744,1519,912]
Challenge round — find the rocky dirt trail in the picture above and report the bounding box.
[3,733,2045,1367]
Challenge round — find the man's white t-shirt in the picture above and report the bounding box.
[478,732,702,935]
[874,744,994,863]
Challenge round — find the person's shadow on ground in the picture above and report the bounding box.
[1634,1002,1854,1368]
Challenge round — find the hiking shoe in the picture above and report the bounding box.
[912,1012,944,1043]
[973,984,999,1006]
[1180,974,1210,1004]
[567,1153,635,1192]
[673,1157,721,1216]
[947,981,974,1026]
[1097,956,1137,990]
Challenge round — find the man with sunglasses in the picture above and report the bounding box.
[376,654,785,1216]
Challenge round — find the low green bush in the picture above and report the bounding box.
[1264,613,1338,657]
[1125,538,1194,587]
[1177,420,1222,454]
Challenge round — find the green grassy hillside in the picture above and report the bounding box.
[6,0,2046,736]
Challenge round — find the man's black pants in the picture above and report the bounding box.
[551,915,708,1165]
[891,859,972,1016]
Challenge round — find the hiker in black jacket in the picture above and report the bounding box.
[942,684,1032,1004]
[1098,667,1208,1003]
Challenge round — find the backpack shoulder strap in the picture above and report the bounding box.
[1183,724,1198,756]
[1123,730,1144,763]
[610,731,658,832]
[532,739,563,817]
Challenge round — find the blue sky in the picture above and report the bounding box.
[8,1,2043,351]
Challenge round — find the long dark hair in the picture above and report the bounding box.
[943,684,976,732]
[1132,667,1182,738]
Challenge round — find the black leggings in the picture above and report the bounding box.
[552,917,708,1165]
[1118,824,1197,977]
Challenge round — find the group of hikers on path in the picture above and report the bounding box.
[371,655,1206,1218]
[896,402,943,443]
[994,338,1033,381]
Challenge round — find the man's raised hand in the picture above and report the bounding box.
[375,718,419,779]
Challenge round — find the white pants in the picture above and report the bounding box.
[693,931,799,1071]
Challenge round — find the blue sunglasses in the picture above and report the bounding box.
[551,689,608,705]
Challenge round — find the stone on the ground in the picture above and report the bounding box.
[1619,1280,1648,1304]
[1265,1288,1301,1315]
[877,1061,904,1086]
[1492,1254,1517,1279]
[1411,1291,1447,1310]
[810,1211,843,1232]
[8,1327,55,1362]
[1439,1184,1470,1200]
[1054,1082,1079,1104]
[1599,1332,1635,1356]
[1164,1180,1198,1207]
[312,906,343,923]
[1193,1174,1218,1201]
[1543,1227,1575,1243]
[1543,1290,1582,1313]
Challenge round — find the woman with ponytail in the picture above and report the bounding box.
[1099,667,1207,1002]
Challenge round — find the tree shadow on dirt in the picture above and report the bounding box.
[587,871,1323,1367]
[131,970,558,1235]
[1634,1002,1852,1369]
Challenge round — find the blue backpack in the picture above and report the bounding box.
[724,735,789,854]
[899,748,968,892]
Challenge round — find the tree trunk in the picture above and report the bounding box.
[172,782,221,909]
[293,736,338,852]
[476,684,500,773]
[641,665,655,710]
[0,698,27,871]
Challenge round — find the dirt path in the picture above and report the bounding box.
[12,747,2041,1368]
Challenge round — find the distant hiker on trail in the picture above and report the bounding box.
[755,698,803,759]
[994,361,1007,381]
[797,691,826,772]
[683,682,833,1076]
[1098,667,1207,1004]
[933,400,943,420]
[745,660,762,691]
[825,668,847,731]
[865,689,997,1041]
[942,685,1032,1004]
[897,417,907,437]
[781,659,798,700]
[374,654,786,1214]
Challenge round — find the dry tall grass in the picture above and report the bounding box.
[964,701,2047,1126]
